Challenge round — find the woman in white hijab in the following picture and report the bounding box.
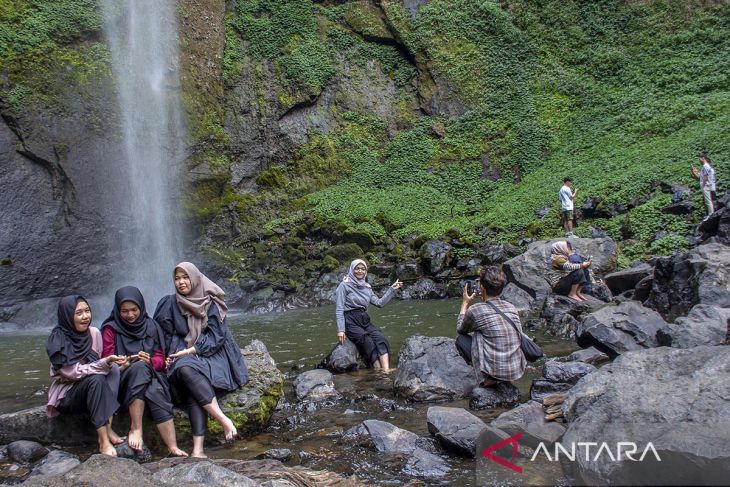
[334,259,403,371]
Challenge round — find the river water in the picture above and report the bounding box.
[0,298,578,485]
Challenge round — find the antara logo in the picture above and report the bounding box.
[481,433,662,473]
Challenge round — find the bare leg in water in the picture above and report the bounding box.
[97,424,118,457]
[156,420,188,457]
[378,353,391,372]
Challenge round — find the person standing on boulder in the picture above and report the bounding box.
[559,177,578,237]
[454,266,526,388]
[335,259,403,371]
[46,295,126,457]
[154,262,249,458]
[691,154,717,218]
[101,286,187,457]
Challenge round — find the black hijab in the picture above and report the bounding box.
[46,295,98,371]
[100,286,165,356]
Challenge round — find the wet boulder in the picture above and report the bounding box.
[114,440,152,464]
[500,283,535,319]
[394,336,476,402]
[399,278,448,300]
[426,406,487,457]
[362,420,418,454]
[530,361,596,403]
[603,264,653,295]
[540,294,609,339]
[576,302,669,359]
[418,240,452,275]
[491,400,566,448]
[21,454,157,487]
[7,440,48,464]
[657,304,730,348]
[151,460,258,486]
[567,347,609,365]
[292,369,338,402]
[561,346,730,485]
[469,383,521,410]
[27,449,79,477]
[645,243,730,318]
[402,447,450,478]
[318,338,367,373]
[695,206,730,245]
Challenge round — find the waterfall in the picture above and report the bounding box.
[100,0,186,304]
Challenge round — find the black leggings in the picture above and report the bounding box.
[553,269,589,296]
[58,367,120,430]
[119,361,173,424]
[174,366,216,437]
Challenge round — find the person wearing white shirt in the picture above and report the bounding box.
[559,177,578,236]
[692,155,717,218]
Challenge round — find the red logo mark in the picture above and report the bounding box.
[481,432,523,473]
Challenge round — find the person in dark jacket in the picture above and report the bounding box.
[101,286,187,456]
[334,259,402,371]
[154,262,249,458]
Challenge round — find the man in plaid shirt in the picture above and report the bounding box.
[455,267,526,386]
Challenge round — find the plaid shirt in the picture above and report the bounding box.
[457,299,526,382]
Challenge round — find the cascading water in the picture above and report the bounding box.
[100,0,186,304]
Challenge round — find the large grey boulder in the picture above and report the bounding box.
[151,460,258,486]
[576,301,669,359]
[362,420,418,454]
[540,294,609,338]
[0,340,283,445]
[27,450,80,478]
[561,346,730,485]
[469,383,521,410]
[491,401,566,448]
[500,283,535,319]
[394,336,475,401]
[418,240,452,275]
[657,304,730,348]
[292,369,338,402]
[645,243,730,318]
[530,361,596,403]
[503,237,617,311]
[401,447,450,478]
[7,440,48,464]
[426,406,487,457]
[566,347,609,365]
[695,205,730,245]
[604,264,653,294]
[319,339,367,373]
[21,454,157,487]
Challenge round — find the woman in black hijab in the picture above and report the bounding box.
[46,295,126,456]
[101,286,187,456]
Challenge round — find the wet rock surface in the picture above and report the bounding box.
[293,370,338,402]
[7,441,48,465]
[530,361,596,403]
[26,449,79,478]
[566,346,609,365]
[469,383,521,410]
[426,406,487,458]
[319,339,367,373]
[657,304,730,348]
[603,264,653,295]
[491,400,565,448]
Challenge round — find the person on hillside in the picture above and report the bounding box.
[547,241,592,301]
[335,259,403,371]
[559,177,578,237]
[154,262,249,458]
[691,154,717,218]
[454,266,526,388]
[46,296,126,457]
[101,286,187,457]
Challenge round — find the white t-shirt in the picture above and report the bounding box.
[559,185,574,211]
[700,163,716,191]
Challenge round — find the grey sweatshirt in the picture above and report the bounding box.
[335,282,395,332]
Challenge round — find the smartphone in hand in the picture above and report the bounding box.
[128,353,140,362]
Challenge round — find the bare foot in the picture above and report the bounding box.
[168,447,189,457]
[128,428,143,451]
[108,429,125,445]
[191,451,208,458]
[577,292,589,301]
[100,443,118,457]
[221,417,238,441]
[567,294,584,302]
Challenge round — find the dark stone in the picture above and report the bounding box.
[633,275,653,303]
[604,264,652,294]
[535,206,550,218]
[588,226,607,238]
[561,346,730,485]
[399,278,448,300]
[645,243,730,318]
[28,450,80,477]
[542,361,596,384]
[469,383,521,410]
[500,282,534,319]
[362,420,418,454]
[426,406,487,457]
[567,347,609,365]
[581,197,628,218]
[491,401,566,448]
[115,440,153,464]
[418,240,452,275]
[657,304,730,348]
[341,230,376,251]
[661,200,694,215]
[21,454,156,487]
[292,370,337,401]
[540,294,610,339]
[394,336,475,402]
[261,449,292,462]
[576,302,669,359]
[318,339,367,373]
[696,206,730,245]
[151,460,258,486]
[530,379,575,403]
[7,440,48,464]
[402,447,450,478]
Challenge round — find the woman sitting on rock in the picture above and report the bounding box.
[547,241,592,301]
[46,295,126,456]
[334,259,403,371]
[154,262,248,458]
[101,286,187,457]
[455,266,526,387]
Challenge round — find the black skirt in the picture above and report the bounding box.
[57,371,120,430]
[118,361,173,424]
[344,309,390,366]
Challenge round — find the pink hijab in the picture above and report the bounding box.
[174,262,228,347]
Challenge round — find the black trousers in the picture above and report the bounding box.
[344,309,391,366]
[172,365,216,437]
[553,269,589,296]
[58,366,120,430]
[454,333,499,383]
[119,361,173,424]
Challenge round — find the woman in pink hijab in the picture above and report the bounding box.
[154,262,249,458]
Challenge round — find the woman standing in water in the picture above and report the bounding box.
[46,296,126,456]
[335,259,403,371]
[101,286,187,456]
[154,262,248,458]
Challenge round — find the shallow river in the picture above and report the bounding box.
[0,298,579,485]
